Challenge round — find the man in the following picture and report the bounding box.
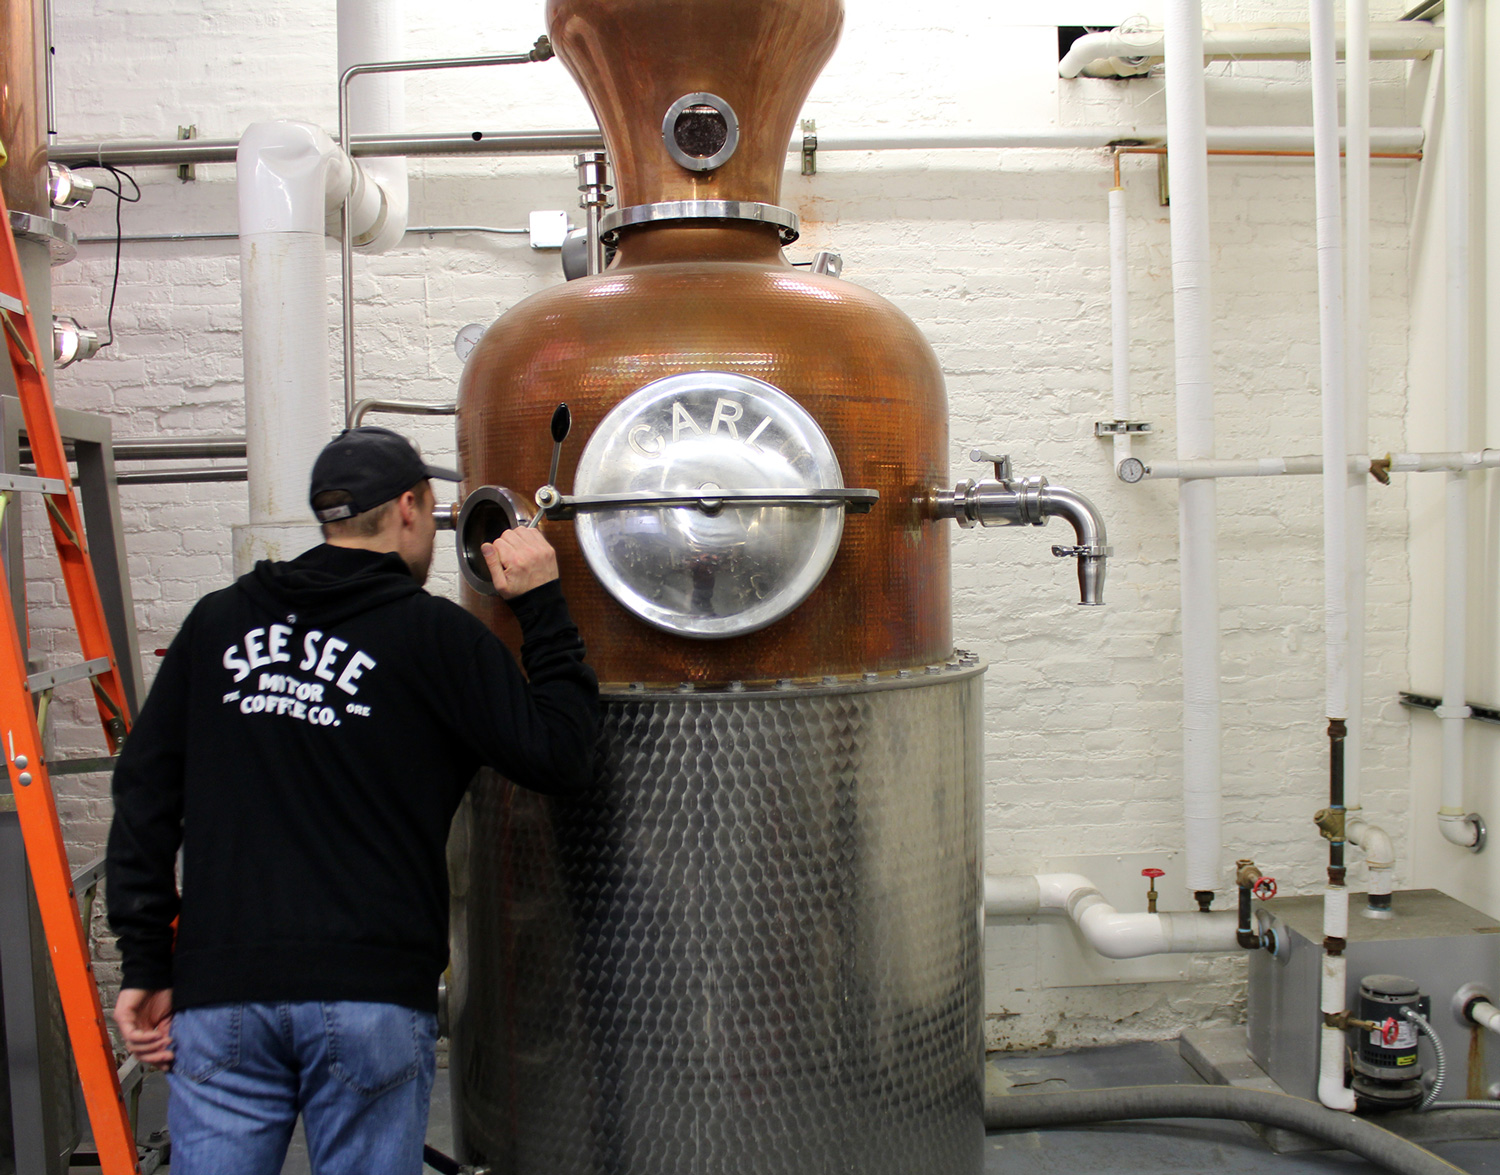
[105,426,598,1174]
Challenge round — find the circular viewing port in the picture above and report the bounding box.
[662,92,740,172]
[456,485,530,595]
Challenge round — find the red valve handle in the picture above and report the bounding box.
[1381,1017,1401,1047]
[1252,876,1278,900]
[1142,868,1165,881]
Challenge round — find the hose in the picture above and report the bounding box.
[1402,1007,1445,1109]
[984,1086,1465,1175]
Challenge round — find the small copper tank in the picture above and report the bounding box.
[0,0,50,217]
[457,0,950,685]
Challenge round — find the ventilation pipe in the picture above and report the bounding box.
[232,0,409,571]
[1164,0,1222,909]
[983,875,1239,958]
[1437,0,1483,850]
[337,0,409,253]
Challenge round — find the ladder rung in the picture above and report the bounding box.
[0,471,68,494]
[0,291,21,314]
[27,656,110,693]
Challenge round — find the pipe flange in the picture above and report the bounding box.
[1469,813,1487,853]
[600,200,800,245]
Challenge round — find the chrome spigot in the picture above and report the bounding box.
[932,451,1112,605]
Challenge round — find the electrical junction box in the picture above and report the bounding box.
[1247,889,1500,1104]
[528,210,571,249]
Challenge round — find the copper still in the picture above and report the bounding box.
[0,0,47,217]
[449,1,985,1171]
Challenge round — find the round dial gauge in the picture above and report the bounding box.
[573,371,847,639]
[454,323,486,363]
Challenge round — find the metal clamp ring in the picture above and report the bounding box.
[600,200,800,246]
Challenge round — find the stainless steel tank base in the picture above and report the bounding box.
[448,664,985,1175]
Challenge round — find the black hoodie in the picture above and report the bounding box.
[106,543,598,1013]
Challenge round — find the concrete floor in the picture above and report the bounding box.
[78,1040,1498,1174]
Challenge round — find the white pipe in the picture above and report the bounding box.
[1140,455,1361,480]
[1346,0,1370,823]
[1108,185,1132,471]
[1346,818,1394,901]
[1166,0,1222,899]
[338,0,408,253]
[1439,1,1479,849]
[983,874,1240,958]
[1059,21,1443,79]
[1388,449,1500,472]
[1319,885,1357,1111]
[1313,0,1348,728]
[233,121,354,571]
[1468,1000,1500,1036]
[816,126,1425,153]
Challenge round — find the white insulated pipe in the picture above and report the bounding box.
[1165,0,1222,899]
[1312,0,1348,728]
[983,875,1240,958]
[1319,885,1356,1111]
[1132,451,1498,479]
[1468,1000,1500,1036]
[1059,21,1443,79]
[234,122,354,570]
[1345,0,1370,819]
[1346,818,1394,904]
[1438,0,1480,850]
[1109,186,1132,471]
[1388,449,1500,472]
[337,0,409,253]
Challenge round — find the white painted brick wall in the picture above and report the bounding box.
[39,0,1418,1048]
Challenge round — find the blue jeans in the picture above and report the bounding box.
[167,1001,438,1175]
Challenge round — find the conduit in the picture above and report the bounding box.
[982,875,1239,958]
[1311,0,1356,1114]
[982,1086,1464,1175]
[1108,167,1132,473]
[1165,0,1222,905]
[1059,21,1443,80]
[1438,0,1482,850]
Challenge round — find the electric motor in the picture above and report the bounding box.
[1350,974,1429,1111]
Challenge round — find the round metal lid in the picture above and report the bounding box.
[573,371,846,639]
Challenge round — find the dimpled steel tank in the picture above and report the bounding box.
[449,1,984,1171]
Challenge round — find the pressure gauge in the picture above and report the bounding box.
[454,323,486,363]
[572,371,848,639]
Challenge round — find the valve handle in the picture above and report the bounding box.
[1252,876,1278,901]
[1141,868,1165,881]
[1381,1017,1401,1047]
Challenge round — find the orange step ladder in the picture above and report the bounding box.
[0,181,140,1174]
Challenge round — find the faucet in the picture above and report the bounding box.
[932,450,1111,605]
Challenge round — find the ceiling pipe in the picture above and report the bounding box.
[1164,0,1223,912]
[1060,20,1442,80]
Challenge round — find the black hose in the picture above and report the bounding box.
[984,1085,1465,1175]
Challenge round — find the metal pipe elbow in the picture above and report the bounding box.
[1040,485,1110,606]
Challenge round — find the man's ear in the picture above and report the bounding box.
[397,490,420,526]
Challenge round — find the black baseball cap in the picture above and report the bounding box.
[309,427,460,522]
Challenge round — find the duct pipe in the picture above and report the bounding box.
[1108,181,1132,472]
[1059,21,1442,80]
[232,121,354,571]
[982,875,1239,958]
[337,0,408,254]
[1311,1,1356,1113]
[1438,0,1482,850]
[1165,0,1222,905]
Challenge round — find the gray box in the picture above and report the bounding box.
[1248,889,1500,1103]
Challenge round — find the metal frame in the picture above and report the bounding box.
[337,38,554,424]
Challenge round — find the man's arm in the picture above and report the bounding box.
[445,530,599,794]
[106,612,192,997]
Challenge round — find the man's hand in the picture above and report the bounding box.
[114,987,175,1069]
[483,528,560,599]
